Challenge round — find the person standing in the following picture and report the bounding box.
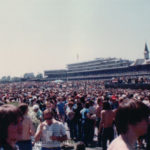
[32,104,43,122]
[0,104,23,150]
[108,100,150,150]
[96,98,103,146]
[80,102,90,146]
[99,101,115,150]
[66,101,76,140]
[34,109,67,150]
[73,102,83,141]
[17,103,35,150]
[57,97,66,123]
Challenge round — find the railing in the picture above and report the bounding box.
[105,83,150,90]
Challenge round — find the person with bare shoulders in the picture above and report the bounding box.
[108,100,150,150]
[17,103,35,150]
[96,98,103,126]
[96,98,103,146]
[99,101,115,150]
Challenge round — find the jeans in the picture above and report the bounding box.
[67,119,77,139]
[146,125,150,150]
[17,140,32,150]
[81,119,95,146]
[102,127,114,150]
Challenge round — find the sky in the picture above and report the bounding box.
[0,0,150,78]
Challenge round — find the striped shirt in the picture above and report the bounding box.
[37,119,66,148]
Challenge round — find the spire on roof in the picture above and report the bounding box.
[145,43,149,52]
[144,43,149,60]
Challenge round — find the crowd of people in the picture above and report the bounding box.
[0,80,150,150]
[108,76,150,84]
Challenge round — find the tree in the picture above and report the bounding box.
[36,73,43,79]
[24,73,35,79]
[1,76,11,82]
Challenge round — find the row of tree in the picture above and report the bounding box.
[0,73,43,82]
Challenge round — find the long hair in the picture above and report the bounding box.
[18,103,28,116]
[103,101,111,110]
[0,104,21,147]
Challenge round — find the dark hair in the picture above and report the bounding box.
[89,100,94,106]
[115,99,150,134]
[97,98,102,104]
[0,104,21,146]
[85,102,89,108]
[68,101,74,106]
[76,141,85,150]
[77,102,82,108]
[18,103,28,115]
[103,101,111,110]
[43,109,54,118]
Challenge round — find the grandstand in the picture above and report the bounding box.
[45,43,150,81]
[44,70,67,81]
[67,58,133,80]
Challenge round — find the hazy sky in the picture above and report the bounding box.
[0,0,150,77]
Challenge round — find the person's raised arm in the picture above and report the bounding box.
[34,122,44,142]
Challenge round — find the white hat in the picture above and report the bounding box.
[33,104,39,110]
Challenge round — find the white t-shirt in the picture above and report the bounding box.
[37,120,66,148]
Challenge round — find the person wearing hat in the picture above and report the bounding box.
[33,104,43,122]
